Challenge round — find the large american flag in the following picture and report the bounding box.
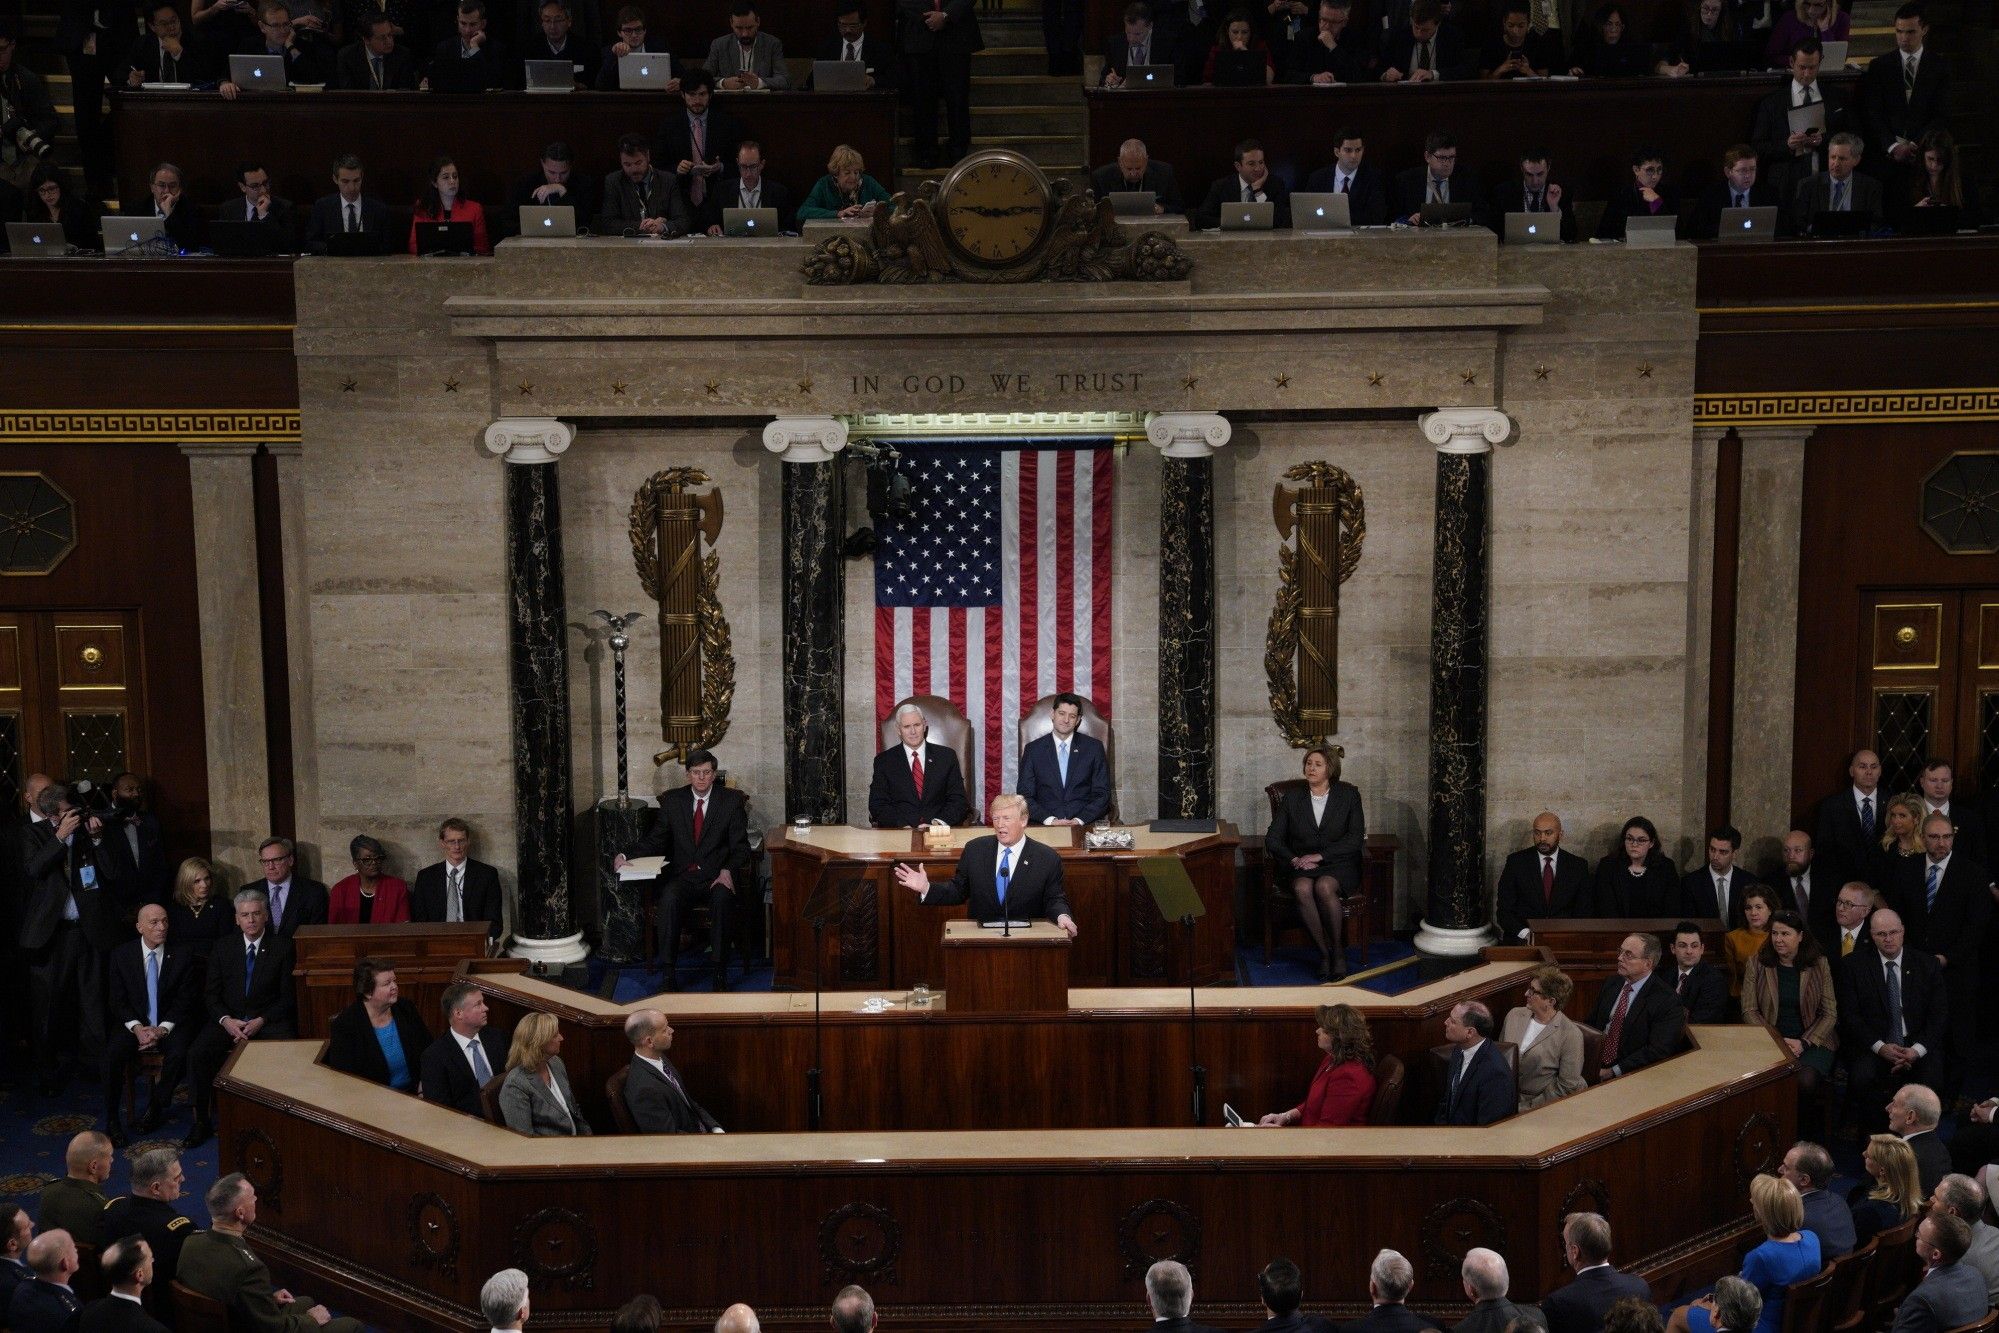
[874,446,1115,817]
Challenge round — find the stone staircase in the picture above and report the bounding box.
[895,7,1090,190]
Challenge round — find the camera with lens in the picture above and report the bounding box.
[2,110,55,163]
[69,778,133,827]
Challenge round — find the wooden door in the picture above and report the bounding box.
[0,610,149,808]
[1860,590,1999,795]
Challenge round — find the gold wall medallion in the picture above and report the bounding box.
[1266,462,1366,747]
[629,469,736,766]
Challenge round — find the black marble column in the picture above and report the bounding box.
[1158,457,1216,819]
[505,458,577,945]
[1423,448,1491,938]
[782,459,847,823]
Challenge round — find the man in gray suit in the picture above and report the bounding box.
[1792,132,1882,234]
[1893,1214,1987,1333]
[707,1,788,87]
[1929,1175,1999,1306]
[621,1009,723,1133]
[594,133,693,237]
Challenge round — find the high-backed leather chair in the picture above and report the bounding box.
[605,1066,639,1134]
[1261,778,1372,963]
[479,1072,508,1127]
[1016,693,1118,823]
[879,694,976,824]
[170,1280,231,1333]
[1366,1053,1406,1125]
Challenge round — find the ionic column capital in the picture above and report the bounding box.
[1419,409,1513,455]
[762,416,850,463]
[1143,411,1232,459]
[484,417,575,465]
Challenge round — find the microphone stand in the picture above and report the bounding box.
[809,912,824,1131]
[1185,911,1203,1126]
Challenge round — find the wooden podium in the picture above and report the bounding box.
[292,923,493,1037]
[941,920,1071,1014]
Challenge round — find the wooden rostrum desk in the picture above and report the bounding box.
[217,952,1797,1331]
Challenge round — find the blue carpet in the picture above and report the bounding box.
[0,1074,223,1228]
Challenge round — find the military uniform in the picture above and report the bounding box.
[100,1195,196,1287]
[37,1176,108,1247]
[176,1231,363,1333]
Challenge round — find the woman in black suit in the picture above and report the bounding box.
[10,164,101,250]
[324,957,433,1092]
[1267,745,1365,981]
[1592,815,1680,916]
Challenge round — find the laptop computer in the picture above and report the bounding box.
[1716,205,1778,243]
[619,52,674,88]
[811,59,866,91]
[1292,192,1349,232]
[520,205,577,236]
[1419,200,1475,226]
[1106,191,1155,217]
[1218,200,1274,230]
[1810,210,1869,238]
[1125,63,1174,86]
[523,58,575,91]
[1817,39,1847,69]
[1626,215,1678,246]
[723,207,779,236]
[427,58,493,92]
[325,230,392,255]
[106,215,168,249]
[1208,50,1262,84]
[1899,205,1963,237]
[414,221,477,255]
[5,222,68,256]
[1504,211,1560,244]
[227,52,288,90]
[207,219,291,256]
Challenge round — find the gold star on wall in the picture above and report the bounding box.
[1461,371,1477,386]
[1273,374,1290,389]
[518,383,535,396]
[443,379,460,393]
[1366,372,1384,387]
[1638,364,1654,379]
[611,382,628,396]
[339,377,356,393]
[704,381,720,396]
[1533,365,1551,381]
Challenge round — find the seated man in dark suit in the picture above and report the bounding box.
[1252,1257,1333,1333]
[1664,923,1729,1024]
[1290,0,1376,83]
[1018,691,1111,827]
[1836,909,1945,1133]
[183,889,297,1149]
[1681,825,1759,927]
[410,817,504,942]
[85,1232,169,1333]
[1100,0,1162,84]
[595,3,680,90]
[1392,130,1486,226]
[1750,39,1847,210]
[1434,1001,1512,1126]
[334,13,418,86]
[810,2,894,88]
[594,133,693,237]
[520,0,599,86]
[1,1204,34,1314]
[1890,1084,1953,1197]
[1894,1214,1987,1333]
[103,903,198,1145]
[1542,1214,1651,1333]
[305,154,394,254]
[417,980,509,1115]
[431,0,513,89]
[1791,131,1882,234]
[1090,138,1185,215]
[1494,811,1592,944]
[1344,1249,1440,1333]
[1452,1248,1546,1333]
[1780,1140,1856,1260]
[1144,1259,1225,1333]
[620,1007,723,1132]
[1302,127,1389,226]
[209,160,299,245]
[894,794,1078,937]
[510,140,597,221]
[139,160,207,250]
[869,702,971,827]
[126,0,217,85]
[1379,0,1466,81]
[1689,144,1781,240]
[1480,2,1558,76]
[9,1232,83,1333]
[613,748,749,989]
[1586,933,1686,1079]
[1595,145,1680,240]
[218,0,336,94]
[1192,137,1291,230]
[701,140,797,235]
[1489,147,1575,242]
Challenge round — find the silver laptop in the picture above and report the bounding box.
[1504,211,1560,244]
[723,207,779,236]
[228,52,289,90]
[1786,101,1826,136]
[1817,39,1847,69]
[5,222,68,256]
[523,58,574,91]
[1292,192,1349,232]
[1218,200,1274,230]
[811,59,865,90]
[519,205,576,236]
[1716,205,1778,243]
[1106,190,1155,217]
[619,51,673,88]
[1126,63,1174,86]
[107,215,168,248]
[1626,215,1678,246]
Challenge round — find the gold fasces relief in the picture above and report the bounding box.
[1266,462,1365,748]
[629,469,736,767]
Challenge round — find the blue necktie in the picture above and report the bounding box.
[1057,741,1069,786]
[245,942,258,992]
[1832,180,1846,211]
[1860,797,1874,838]
[996,846,1012,909]
[1927,863,1942,910]
[146,948,160,1026]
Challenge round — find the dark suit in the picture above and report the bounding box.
[1893,852,1989,1073]
[333,40,418,87]
[1666,960,1729,1024]
[1680,867,1763,929]
[654,106,747,187]
[811,32,895,88]
[1892,1261,1987,1333]
[869,741,972,827]
[1587,972,1685,1074]
[1453,1299,1547,1333]
[1751,79,1848,201]
[1266,781,1364,890]
[230,32,337,85]
[509,170,598,221]
[1690,178,1782,239]
[897,0,981,159]
[418,1026,508,1115]
[428,36,511,88]
[101,1193,196,1289]
[1152,1318,1228,1333]
[103,938,198,1124]
[1391,165,1487,226]
[1090,160,1186,215]
[700,174,799,234]
[305,192,393,253]
[1489,176,1577,242]
[1800,1186,1857,1260]
[126,34,218,84]
[1378,20,1469,78]
[921,835,1070,925]
[1288,28,1377,81]
[624,784,751,976]
[1905,1129,1952,1197]
[1494,846,1592,943]
[622,1052,721,1133]
[324,997,433,1089]
[1542,1266,1653,1333]
[1018,730,1111,824]
[1590,857,1682,918]
[1792,170,1883,233]
[81,1294,169,1333]
[410,858,503,939]
[1434,1038,1512,1126]
[1860,48,1945,165]
[239,876,328,939]
[1253,1314,1337,1333]
[1192,172,1292,229]
[188,929,297,1123]
[1342,1305,1441,1333]
[21,819,117,1078]
[0,1257,33,1323]
[1836,945,1946,1120]
[1595,184,1680,240]
[1302,162,1390,226]
[8,1281,83,1333]
[1813,786,1882,889]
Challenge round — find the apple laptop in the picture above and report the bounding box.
[107,215,168,248]
[414,221,476,255]
[1292,191,1350,232]
[1125,63,1175,86]
[722,207,779,236]
[520,205,576,236]
[1106,190,1155,217]
[811,59,866,90]
[524,58,574,91]
[1716,205,1778,243]
[228,52,288,90]
[5,223,68,256]
[1218,200,1274,230]
[619,52,673,88]
[1504,211,1560,243]
[1626,215,1678,246]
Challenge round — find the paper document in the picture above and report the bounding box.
[619,855,665,881]
[1787,102,1825,136]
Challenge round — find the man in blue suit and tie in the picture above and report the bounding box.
[1017,692,1111,826]
[1435,1000,1513,1126]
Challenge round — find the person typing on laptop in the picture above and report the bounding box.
[702,140,795,235]
[1100,1,1157,85]
[511,140,598,221]
[219,0,334,95]
[594,5,679,90]
[810,4,893,87]
[1303,127,1388,225]
[408,153,491,253]
[1392,130,1486,226]
[1193,137,1291,228]
[521,0,599,85]
[1691,144,1779,238]
[1792,131,1881,234]
[1490,147,1575,241]
[1090,137,1184,215]
[306,154,392,253]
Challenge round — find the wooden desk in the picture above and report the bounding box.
[767,824,1239,991]
[1527,917,1725,1019]
[291,923,493,1037]
[941,919,1070,1013]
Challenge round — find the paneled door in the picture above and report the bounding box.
[0,610,150,810]
[1860,591,1999,795]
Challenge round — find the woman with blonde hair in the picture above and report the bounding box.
[498,1012,591,1136]
[1258,1003,1377,1125]
[1673,1174,1818,1333]
[1851,1134,1922,1244]
[797,144,890,221]
[167,855,230,967]
[1869,793,1925,887]
[1502,966,1585,1111]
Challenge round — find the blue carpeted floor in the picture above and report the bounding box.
[0,1075,225,1228]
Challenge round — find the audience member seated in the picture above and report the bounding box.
[191,0,260,61]
[616,748,747,987]
[1494,811,1591,945]
[1490,147,1575,241]
[1902,129,1979,221]
[1861,4,1943,185]
[412,817,504,940]
[84,1232,167,1333]
[1588,932,1686,1079]
[1792,132,1880,234]
[1665,923,1729,1023]
[1290,0,1376,82]
[1344,1250,1437,1333]
[1380,0,1466,80]
[1303,127,1388,225]
[1829,883,1874,959]
[866,700,970,823]
[1258,1002,1378,1126]
[1502,964,1584,1111]
[328,834,412,924]
[244,835,328,940]
[1851,1132,1923,1245]
[1435,1000,1511,1126]
[1763,0,1843,69]
[597,132,692,235]
[511,141,598,222]
[1704,1279,1763,1333]
[1596,147,1680,239]
[703,140,796,234]
[521,0,598,86]
[480,1269,530,1333]
[1671,1174,1819,1333]
[1543,1213,1652,1333]
[16,163,99,249]
[1742,909,1836,1095]
[10,1232,83,1333]
[499,1011,592,1136]
[102,1148,195,1293]
[812,3,894,88]
[1102,0,1159,83]
[0,1204,32,1317]
[137,162,208,251]
[1250,1258,1324,1333]
[306,154,392,253]
[1143,1260,1223,1333]
[1454,1248,1545,1333]
[335,13,418,87]
[325,957,433,1090]
[1092,138,1185,215]
[1192,136,1290,229]
[39,1131,112,1247]
[431,0,511,90]
[1202,9,1276,83]
[1780,1141,1855,1259]
[1894,1214,1986,1333]
[219,1,335,96]
[1891,1083,1951,1195]
[180,1174,363,1331]
[1928,1174,1999,1306]
[1393,131,1486,227]
[831,1286,875,1333]
[656,72,744,218]
[212,160,300,243]
[707,0,787,88]
[1682,825,1752,926]
[409,154,491,253]
[165,855,228,964]
[621,1007,723,1132]
[127,0,214,85]
[1752,40,1845,208]
[1019,691,1112,828]
[1588,816,1677,913]
[103,903,196,1145]
[1655,0,1749,76]
[1266,745,1362,979]
[185,889,298,1149]
[1482,4,1556,77]
[1255,0,1314,76]
[1769,829,1814,924]
[1570,3,1648,76]
[596,5,679,91]
[419,982,508,1114]
[1690,144,1779,239]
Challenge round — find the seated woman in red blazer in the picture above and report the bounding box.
[329,834,412,924]
[1258,1003,1379,1126]
[408,155,491,255]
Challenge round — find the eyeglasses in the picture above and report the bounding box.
[258,855,291,865]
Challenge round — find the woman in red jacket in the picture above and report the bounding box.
[1259,1003,1378,1126]
[409,155,491,255]
[329,834,412,924]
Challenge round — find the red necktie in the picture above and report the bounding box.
[692,796,705,842]
[1601,982,1634,1067]
[911,753,924,797]
[1541,856,1555,906]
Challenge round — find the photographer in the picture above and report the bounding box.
[0,24,62,214]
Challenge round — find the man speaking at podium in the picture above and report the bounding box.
[894,794,1078,937]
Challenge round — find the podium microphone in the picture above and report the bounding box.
[996,855,1011,938]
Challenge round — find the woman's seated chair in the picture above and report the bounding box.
[1261,778,1372,965]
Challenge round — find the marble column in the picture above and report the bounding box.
[1145,412,1231,820]
[267,443,324,868]
[1413,409,1513,958]
[484,418,588,968]
[1729,426,1813,856]
[180,443,273,884]
[764,416,849,823]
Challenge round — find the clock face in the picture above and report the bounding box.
[940,154,1051,267]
